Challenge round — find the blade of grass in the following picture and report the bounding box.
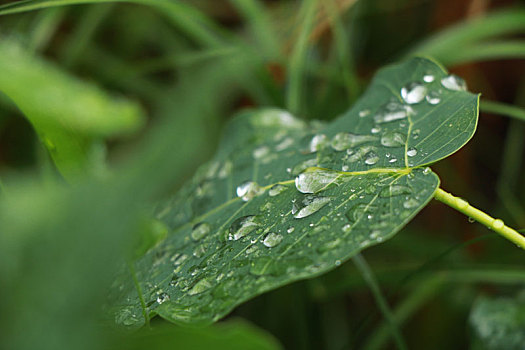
[406,8,525,60]
[480,100,525,122]
[0,0,227,48]
[323,0,359,102]
[58,3,114,68]
[28,7,66,52]
[228,0,281,59]
[353,254,408,350]
[363,276,444,350]
[447,40,525,65]
[286,0,317,114]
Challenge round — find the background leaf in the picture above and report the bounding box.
[0,39,144,180]
[108,57,479,327]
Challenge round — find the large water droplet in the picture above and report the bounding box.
[426,91,441,105]
[295,169,340,194]
[331,132,376,151]
[407,147,417,157]
[374,101,408,124]
[380,184,411,197]
[441,74,467,91]
[381,131,406,148]
[401,83,427,104]
[188,277,213,295]
[228,216,259,241]
[236,181,263,201]
[291,158,318,176]
[269,184,287,197]
[191,222,211,241]
[262,232,283,247]
[364,152,379,165]
[293,196,331,219]
[309,134,328,152]
[347,145,377,163]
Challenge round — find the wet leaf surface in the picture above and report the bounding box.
[108,57,479,327]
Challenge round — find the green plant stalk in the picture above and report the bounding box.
[352,254,408,350]
[434,188,525,250]
[481,100,525,122]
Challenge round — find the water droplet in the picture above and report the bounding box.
[287,227,295,233]
[295,169,340,194]
[347,146,377,163]
[468,217,475,223]
[422,167,431,175]
[253,146,270,159]
[236,181,263,201]
[293,196,331,219]
[269,184,287,197]
[342,223,352,233]
[359,109,370,117]
[156,292,170,304]
[426,91,441,105]
[228,216,259,241]
[331,132,376,151]
[191,222,211,241]
[412,129,420,139]
[492,219,504,230]
[335,260,341,266]
[374,101,408,124]
[407,147,417,157]
[380,184,411,197]
[441,74,467,91]
[291,158,318,176]
[371,126,381,134]
[309,134,328,152]
[401,83,427,104]
[317,238,341,253]
[364,152,379,165]
[381,131,406,148]
[342,165,349,171]
[114,307,138,326]
[275,137,294,151]
[218,160,232,179]
[389,157,398,163]
[403,198,419,209]
[193,245,206,258]
[262,232,283,247]
[423,74,435,83]
[346,203,377,222]
[188,277,213,295]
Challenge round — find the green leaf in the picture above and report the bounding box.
[0,39,144,180]
[469,292,525,350]
[108,57,479,327]
[113,319,283,350]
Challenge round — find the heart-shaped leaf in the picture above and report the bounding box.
[108,57,479,328]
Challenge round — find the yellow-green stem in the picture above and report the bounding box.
[434,188,525,250]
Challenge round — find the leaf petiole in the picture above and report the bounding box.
[434,188,525,250]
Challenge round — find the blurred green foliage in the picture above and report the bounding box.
[0,0,524,349]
